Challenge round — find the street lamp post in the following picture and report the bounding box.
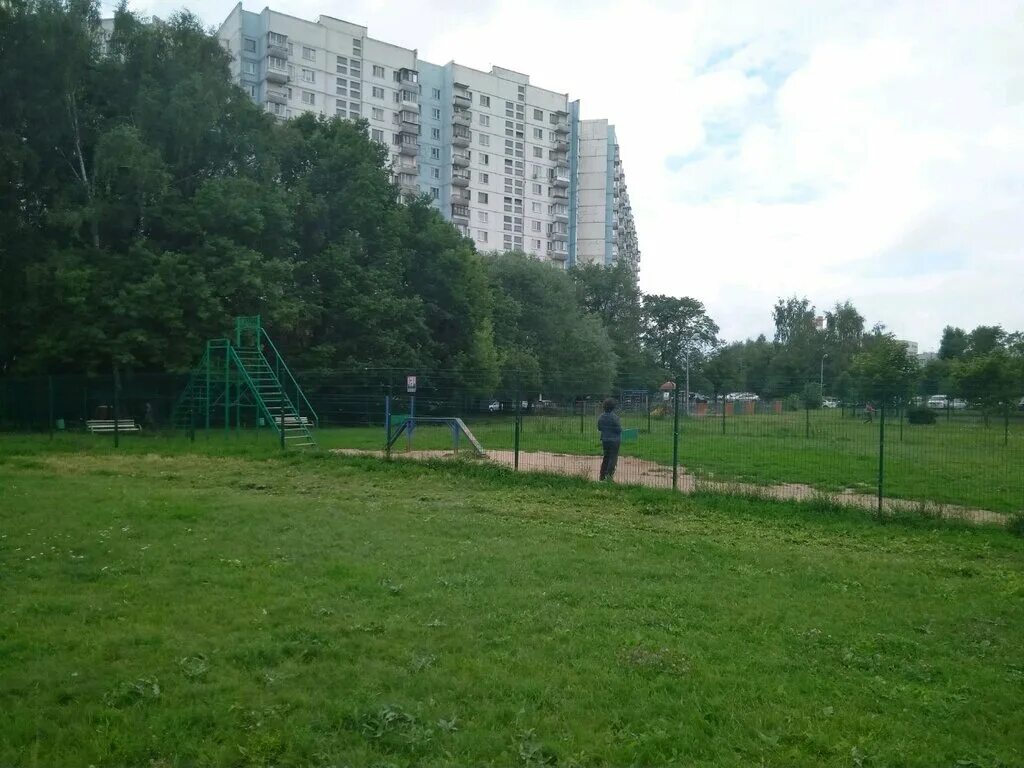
[820,353,828,395]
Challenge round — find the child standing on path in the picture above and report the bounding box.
[597,398,622,481]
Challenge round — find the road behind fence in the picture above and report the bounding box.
[2,370,1022,521]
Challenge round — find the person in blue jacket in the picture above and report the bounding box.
[597,398,622,481]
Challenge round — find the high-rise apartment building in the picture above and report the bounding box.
[217,4,638,270]
[576,119,639,272]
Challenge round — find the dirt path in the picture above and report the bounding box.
[331,448,1009,526]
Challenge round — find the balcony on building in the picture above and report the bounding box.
[551,186,568,200]
[266,88,287,105]
[552,204,569,223]
[547,242,568,261]
[554,138,569,153]
[549,222,569,241]
[452,108,471,127]
[452,151,470,168]
[399,109,420,132]
[400,89,420,111]
[452,126,471,148]
[453,84,471,109]
[451,203,470,223]
[552,113,569,134]
[398,68,419,86]
[396,172,419,194]
[551,167,570,187]
[266,32,288,57]
[265,67,289,84]
[452,169,470,187]
[398,136,419,155]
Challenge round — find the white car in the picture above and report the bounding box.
[822,397,840,409]
[951,398,968,410]
[927,395,948,409]
[487,400,501,413]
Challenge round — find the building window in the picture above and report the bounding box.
[353,39,362,55]
[478,211,488,222]
[478,192,488,203]
[432,87,441,99]
[534,127,543,139]
[432,107,441,120]
[532,183,542,195]
[534,239,542,250]
[477,230,488,242]
[336,99,346,112]
[531,201,541,213]
[431,127,440,139]
[430,187,439,199]
[373,64,385,78]
[301,69,315,83]
[479,114,490,127]
[372,107,383,120]
[269,31,286,46]
[479,94,490,107]
[481,154,489,165]
[243,37,256,53]
[372,86,384,99]
[269,56,286,71]
[430,147,440,159]
[247,84,257,98]
[532,220,542,232]
[534,108,543,120]
[336,55,348,74]
[479,134,490,147]
[532,146,543,158]
[479,172,489,184]
[303,46,315,61]
[242,60,256,75]
[431,167,440,179]
[371,128,384,142]
[302,91,315,105]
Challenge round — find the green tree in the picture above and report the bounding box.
[949,350,1018,424]
[851,335,920,408]
[640,295,720,375]
[938,326,969,360]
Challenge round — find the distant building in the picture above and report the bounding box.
[897,339,919,357]
[814,316,825,331]
[917,351,938,364]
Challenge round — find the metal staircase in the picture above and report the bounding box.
[172,316,318,449]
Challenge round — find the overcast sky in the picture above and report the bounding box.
[109,0,1024,350]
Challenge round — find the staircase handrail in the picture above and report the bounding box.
[227,345,287,433]
[259,329,319,428]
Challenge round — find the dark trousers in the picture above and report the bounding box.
[600,440,620,481]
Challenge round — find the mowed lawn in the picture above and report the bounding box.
[1,439,1023,767]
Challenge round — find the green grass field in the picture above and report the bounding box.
[1,436,1023,766]
[327,409,1021,513]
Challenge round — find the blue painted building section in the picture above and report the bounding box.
[567,99,581,268]
[417,61,445,213]
[440,64,456,217]
[604,125,616,266]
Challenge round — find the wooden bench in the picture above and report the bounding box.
[268,415,311,427]
[86,419,141,433]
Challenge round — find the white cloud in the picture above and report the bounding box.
[112,0,1024,349]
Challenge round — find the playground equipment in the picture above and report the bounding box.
[384,396,485,457]
[172,316,318,449]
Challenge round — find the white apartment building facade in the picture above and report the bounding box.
[218,4,638,271]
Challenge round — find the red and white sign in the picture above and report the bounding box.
[406,375,417,394]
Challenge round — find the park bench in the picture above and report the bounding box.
[86,419,141,433]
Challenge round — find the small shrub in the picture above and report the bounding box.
[907,407,937,425]
[1008,513,1024,538]
[784,394,803,412]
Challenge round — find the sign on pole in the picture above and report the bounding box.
[406,375,417,394]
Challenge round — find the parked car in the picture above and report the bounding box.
[822,397,840,409]
[688,392,709,403]
[950,398,968,410]
[487,400,501,413]
[725,392,759,402]
[1019,397,1024,412]
[927,395,948,409]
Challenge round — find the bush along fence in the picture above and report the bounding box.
[2,370,1022,522]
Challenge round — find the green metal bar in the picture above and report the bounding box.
[877,404,886,515]
[223,343,229,437]
[204,341,211,436]
[113,367,120,449]
[672,381,680,491]
[48,375,54,440]
[514,392,521,471]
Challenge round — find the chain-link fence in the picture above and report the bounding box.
[2,370,1022,521]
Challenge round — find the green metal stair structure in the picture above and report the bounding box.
[172,316,318,449]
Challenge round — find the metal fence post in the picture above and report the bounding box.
[805,401,810,439]
[279,404,285,450]
[514,391,521,471]
[113,367,120,449]
[721,396,726,435]
[672,380,680,491]
[877,403,886,516]
[384,395,392,459]
[48,375,54,440]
